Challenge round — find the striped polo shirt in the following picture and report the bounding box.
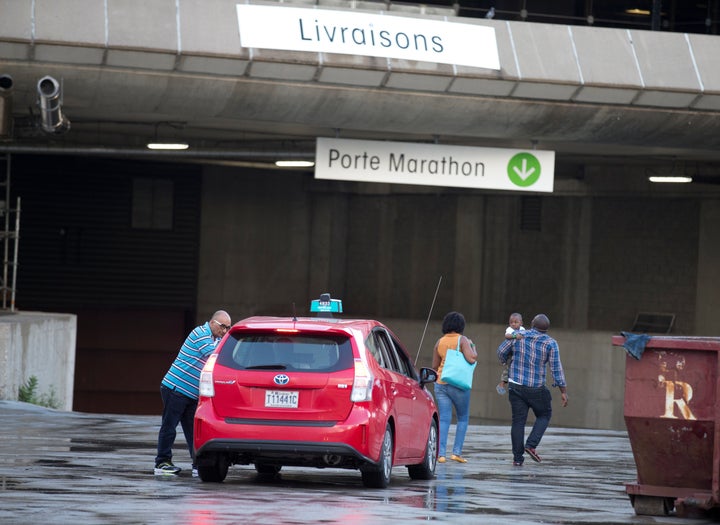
[161,322,218,400]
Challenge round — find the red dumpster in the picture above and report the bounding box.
[613,335,720,518]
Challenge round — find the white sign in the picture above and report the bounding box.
[236,4,500,70]
[315,138,555,193]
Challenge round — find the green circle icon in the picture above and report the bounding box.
[507,153,542,187]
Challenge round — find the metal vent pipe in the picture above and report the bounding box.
[0,74,12,138]
[37,76,70,134]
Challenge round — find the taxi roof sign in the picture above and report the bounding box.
[310,293,343,315]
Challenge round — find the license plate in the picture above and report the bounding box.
[265,390,299,408]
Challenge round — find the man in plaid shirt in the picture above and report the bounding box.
[497,314,568,466]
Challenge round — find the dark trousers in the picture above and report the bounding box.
[155,385,197,466]
[508,384,552,463]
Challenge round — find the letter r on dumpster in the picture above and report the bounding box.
[659,378,696,420]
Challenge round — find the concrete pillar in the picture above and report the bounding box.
[453,195,485,321]
[560,197,592,329]
[376,197,396,317]
[480,197,514,322]
[695,200,720,335]
[308,192,349,300]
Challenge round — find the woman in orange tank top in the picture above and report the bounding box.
[431,311,477,463]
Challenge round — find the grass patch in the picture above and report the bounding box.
[18,375,60,409]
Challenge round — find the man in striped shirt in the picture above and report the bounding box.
[154,309,232,476]
[497,314,568,466]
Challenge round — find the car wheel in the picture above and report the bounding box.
[254,463,282,475]
[361,425,393,488]
[197,453,229,483]
[407,420,437,480]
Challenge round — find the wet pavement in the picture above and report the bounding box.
[0,400,717,525]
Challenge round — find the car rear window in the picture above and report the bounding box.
[216,333,354,372]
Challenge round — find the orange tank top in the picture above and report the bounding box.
[436,333,462,385]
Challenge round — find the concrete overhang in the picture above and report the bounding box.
[0,0,717,174]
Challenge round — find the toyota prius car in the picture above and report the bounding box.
[193,294,439,488]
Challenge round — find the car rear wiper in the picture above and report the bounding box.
[245,364,288,370]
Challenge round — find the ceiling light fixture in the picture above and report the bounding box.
[147,121,189,150]
[648,176,692,183]
[275,160,315,168]
[626,8,651,15]
[146,142,189,150]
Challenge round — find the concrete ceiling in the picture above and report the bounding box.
[1,0,719,183]
[2,62,719,172]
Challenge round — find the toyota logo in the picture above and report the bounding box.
[273,374,290,385]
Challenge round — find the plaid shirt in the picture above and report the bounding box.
[497,328,566,388]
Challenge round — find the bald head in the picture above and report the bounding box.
[212,310,230,324]
[208,310,232,338]
[531,314,550,332]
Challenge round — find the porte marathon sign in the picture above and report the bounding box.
[315,138,555,193]
[236,4,500,70]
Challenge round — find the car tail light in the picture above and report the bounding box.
[350,358,373,402]
[199,353,218,398]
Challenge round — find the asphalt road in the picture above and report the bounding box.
[0,400,716,524]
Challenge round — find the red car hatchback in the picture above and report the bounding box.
[194,295,439,488]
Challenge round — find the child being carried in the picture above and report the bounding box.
[497,312,525,395]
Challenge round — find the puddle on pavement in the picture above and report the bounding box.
[34,459,69,466]
[67,438,154,454]
[0,476,23,490]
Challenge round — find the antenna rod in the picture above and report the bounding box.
[415,276,442,366]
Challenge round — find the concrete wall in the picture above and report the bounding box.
[196,164,720,336]
[390,319,626,430]
[695,200,720,335]
[0,312,76,411]
[0,309,627,428]
[192,164,720,431]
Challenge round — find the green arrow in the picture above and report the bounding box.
[507,153,541,187]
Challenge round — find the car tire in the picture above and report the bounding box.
[254,463,282,475]
[360,425,393,488]
[197,453,229,483]
[407,420,437,480]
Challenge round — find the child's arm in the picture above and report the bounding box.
[505,327,523,340]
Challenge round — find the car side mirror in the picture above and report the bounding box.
[419,367,438,385]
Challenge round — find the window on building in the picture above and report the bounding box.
[520,196,542,232]
[419,0,719,35]
[132,178,173,230]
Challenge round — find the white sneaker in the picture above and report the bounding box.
[192,467,198,478]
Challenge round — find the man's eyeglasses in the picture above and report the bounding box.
[213,320,231,331]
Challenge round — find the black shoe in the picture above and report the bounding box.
[513,461,523,466]
[524,447,542,462]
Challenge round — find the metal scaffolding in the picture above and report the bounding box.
[0,153,19,311]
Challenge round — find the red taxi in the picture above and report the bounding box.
[194,294,439,488]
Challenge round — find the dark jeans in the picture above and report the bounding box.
[508,384,552,463]
[155,385,197,467]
